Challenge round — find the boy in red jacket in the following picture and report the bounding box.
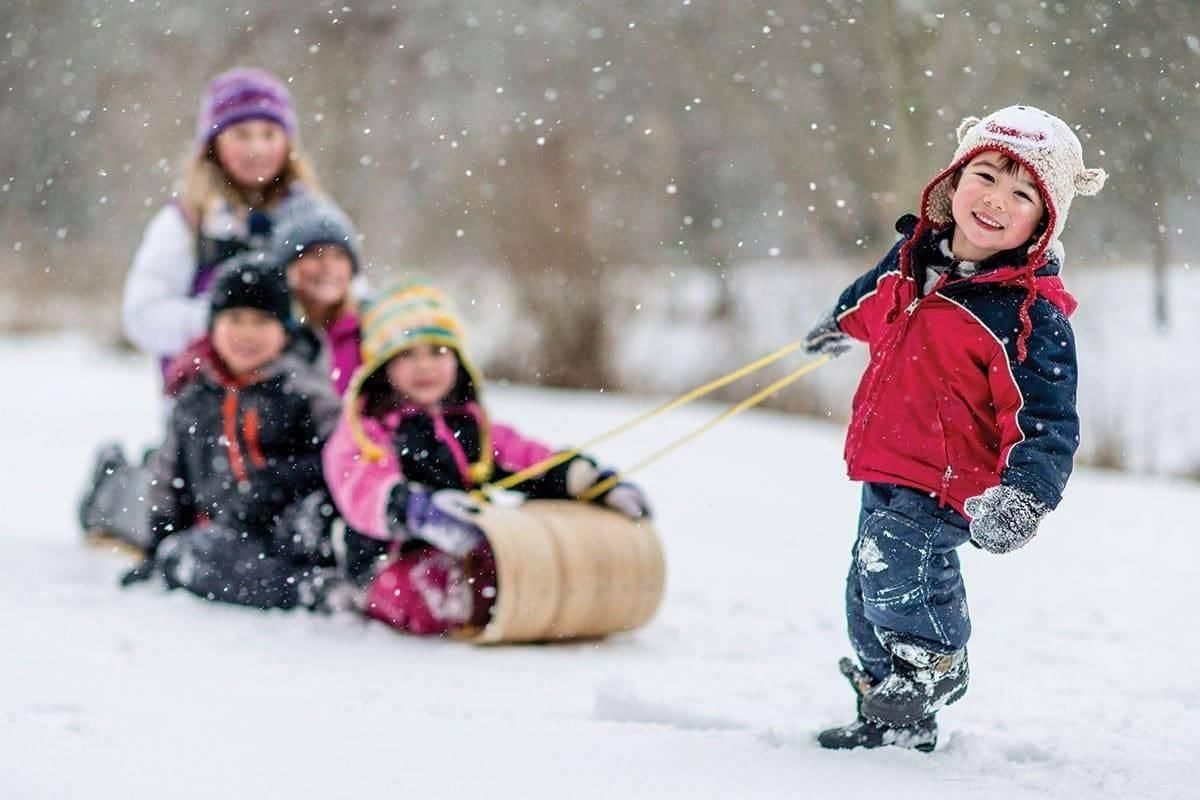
[804,106,1106,751]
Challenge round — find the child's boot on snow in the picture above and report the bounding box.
[78,442,128,533]
[297,571,360,614]
[818,713,939,752]
[817,657,938,753]
[860,641,968,727]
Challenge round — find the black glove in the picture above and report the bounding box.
[963,485,1047,554]
[802,310,851,358]
[119,558,157,587]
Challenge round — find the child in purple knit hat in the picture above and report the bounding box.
[122,67,334,369]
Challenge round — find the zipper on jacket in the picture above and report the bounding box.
[243,407,268,469]
[222,390,249,485]
[938,465,954,509]
[430,408,474,488]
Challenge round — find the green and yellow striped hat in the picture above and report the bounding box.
[344,279,491,478]
[359,279,466,367]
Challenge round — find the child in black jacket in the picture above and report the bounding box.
[122,254,347,611]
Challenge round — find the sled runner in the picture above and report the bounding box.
[84,530,145,561]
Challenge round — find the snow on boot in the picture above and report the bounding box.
[817,712,938,753]
[837,656,877,701]
[861,642,968,727]
[297,572,360,614]
[78,442,128,533]
[817,657,938,753]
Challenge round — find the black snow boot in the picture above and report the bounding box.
[297,571,361,614]
[860,642,968,728]
[818,657,938,753]
[78,442,128,533]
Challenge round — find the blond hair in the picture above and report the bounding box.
[179,145,321,228]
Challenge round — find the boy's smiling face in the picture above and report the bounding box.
[211,308,287,378]
[948,151,1046,262]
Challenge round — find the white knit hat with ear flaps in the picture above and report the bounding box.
[920,105,1107,262]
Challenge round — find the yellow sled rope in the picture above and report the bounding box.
[578,353,832,500]
[476,342,832,500]
[462,344,831,644]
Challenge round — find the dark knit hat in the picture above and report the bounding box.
[209,252,292,327]
[271,197,361,273]
[196,67,298,151]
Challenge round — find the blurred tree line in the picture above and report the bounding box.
[2,0,1197,385]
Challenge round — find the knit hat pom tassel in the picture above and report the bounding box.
[1074,167,1107,196]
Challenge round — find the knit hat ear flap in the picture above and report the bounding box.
[1075,167,1107,196]
[956,116,982,144]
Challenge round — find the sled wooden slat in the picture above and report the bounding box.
[464,501,665,644]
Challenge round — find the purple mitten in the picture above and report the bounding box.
[404,488,485,557]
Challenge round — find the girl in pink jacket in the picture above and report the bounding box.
[322,280,649,636]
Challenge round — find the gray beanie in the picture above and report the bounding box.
[271,198,361,273]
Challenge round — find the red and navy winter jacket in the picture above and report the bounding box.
[834,216,1080,515]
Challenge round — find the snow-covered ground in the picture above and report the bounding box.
[2,335,1198,799]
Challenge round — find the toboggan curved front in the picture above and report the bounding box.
[461,501,665,644]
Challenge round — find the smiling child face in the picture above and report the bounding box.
[213,119,290,191]
[287,244,354,319]
[385,344,459,409]
[211,308,287,377]
[948,151,1046,262]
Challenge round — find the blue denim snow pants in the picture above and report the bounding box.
[846,483,972,680]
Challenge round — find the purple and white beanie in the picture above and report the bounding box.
[195,67,298,151]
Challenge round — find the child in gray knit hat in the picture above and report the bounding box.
[802,105,1106,752]
[270,197,364,394]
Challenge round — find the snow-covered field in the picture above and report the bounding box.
[2,335,1198,799]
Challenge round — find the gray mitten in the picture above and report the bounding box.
[802,310,851,358]
[963,485,1047,554]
